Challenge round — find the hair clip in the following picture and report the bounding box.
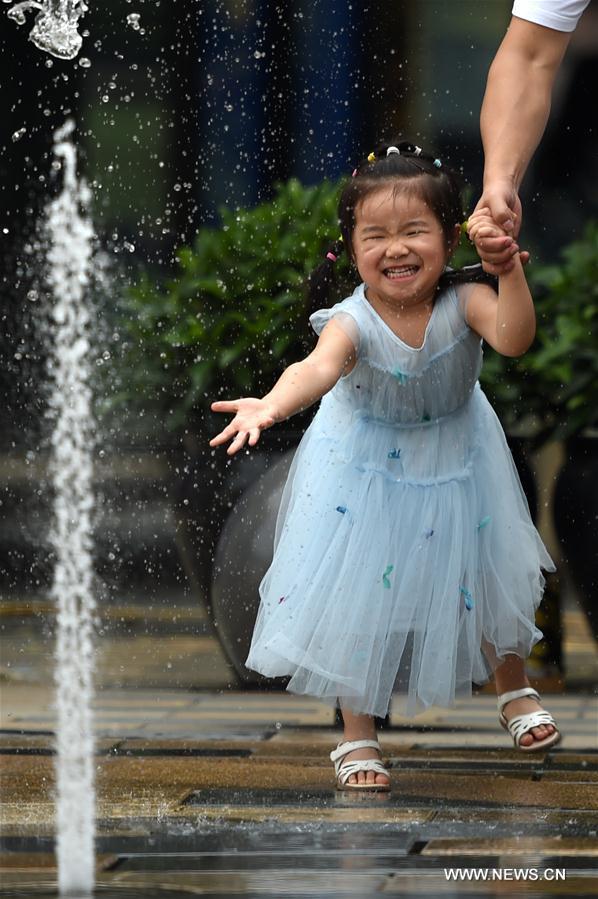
[413,146,422,156]
[326,251,338,263]
[351,168,358,177]
[433,158,442,168]
[386,146,401,156]
[367,152,376,163]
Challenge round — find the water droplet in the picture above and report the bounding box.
[79,57,91,68]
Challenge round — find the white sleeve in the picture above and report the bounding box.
[455,282,478,320]
[512,0,591,32]
[309,308,360,354]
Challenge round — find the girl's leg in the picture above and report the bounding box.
[340,706,390,786]
[494,653,557,747]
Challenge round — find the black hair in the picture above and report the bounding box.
[308,138,496,311]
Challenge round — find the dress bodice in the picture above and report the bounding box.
[310,282,483,426]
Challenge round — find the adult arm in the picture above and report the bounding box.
[473,16,572,273]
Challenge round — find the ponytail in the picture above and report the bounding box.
[306,237,345,316]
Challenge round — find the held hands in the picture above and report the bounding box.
[468,202,529,276]
[210,397,279,456]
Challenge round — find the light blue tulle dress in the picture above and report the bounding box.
[245,281,555,718]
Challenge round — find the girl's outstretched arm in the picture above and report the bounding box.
[210,320,356,455]
[464,213,535,358]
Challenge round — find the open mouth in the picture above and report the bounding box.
[383,265,419,280]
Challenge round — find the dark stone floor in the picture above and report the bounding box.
[1,595,596,895]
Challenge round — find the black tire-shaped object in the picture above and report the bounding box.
[211,448,295,685]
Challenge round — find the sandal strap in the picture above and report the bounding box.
[501,710,557,746]
[497,687,540,715]
[336,759,389,786]
[330,739,381,763]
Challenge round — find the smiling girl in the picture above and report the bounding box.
[210,140,560,792]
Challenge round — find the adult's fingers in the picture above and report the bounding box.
[247,428,261,446]
[473,186,523,239]
[485,199,516,233]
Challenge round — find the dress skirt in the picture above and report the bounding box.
[245,383,555,719]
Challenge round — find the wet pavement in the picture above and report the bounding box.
[1,597,597,896]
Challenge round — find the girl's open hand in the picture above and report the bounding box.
[209,397,279,455]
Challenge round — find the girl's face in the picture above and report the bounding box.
[352,185,459,309]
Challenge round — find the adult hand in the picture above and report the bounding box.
[475,180,522,236]
[209,397,279,455]
[469,192,529,275]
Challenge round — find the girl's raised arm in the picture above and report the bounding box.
[210,319,356,455]
[464,212,536,358]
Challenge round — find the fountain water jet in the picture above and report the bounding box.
[45,117,96,896]
[7,0,88,59]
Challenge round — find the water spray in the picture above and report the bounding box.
[7,0,88,60]
[45,117,96,896]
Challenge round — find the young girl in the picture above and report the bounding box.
[210,140,561,792]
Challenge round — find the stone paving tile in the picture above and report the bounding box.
[540,771,598,782]
[103,870,392,892]
[2,686,595,745]
[420,837,598,856]
[0,852,118,871]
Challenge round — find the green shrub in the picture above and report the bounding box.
[116,178,353,430]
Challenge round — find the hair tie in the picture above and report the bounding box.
[433,158,442,168]
[386,146,400,156]
[326,251,338,263]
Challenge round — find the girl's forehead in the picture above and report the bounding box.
[355,187,433,224]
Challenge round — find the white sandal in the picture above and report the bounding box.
[497,687,561,752]
[330,739,391,792]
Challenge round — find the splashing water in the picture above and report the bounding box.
[45,118,96,896]
[7,0,88,59]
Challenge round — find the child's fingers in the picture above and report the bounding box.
[474,225,505,239]
[468,219,511,240]
[480,258,516,276]
[211,400,240,413]
[209,422,242,447]
[227,430,248,456]
[474,235,519,263]
[209,432,231,447]
[247,428,261,446]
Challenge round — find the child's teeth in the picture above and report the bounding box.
[386,266,416,276]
